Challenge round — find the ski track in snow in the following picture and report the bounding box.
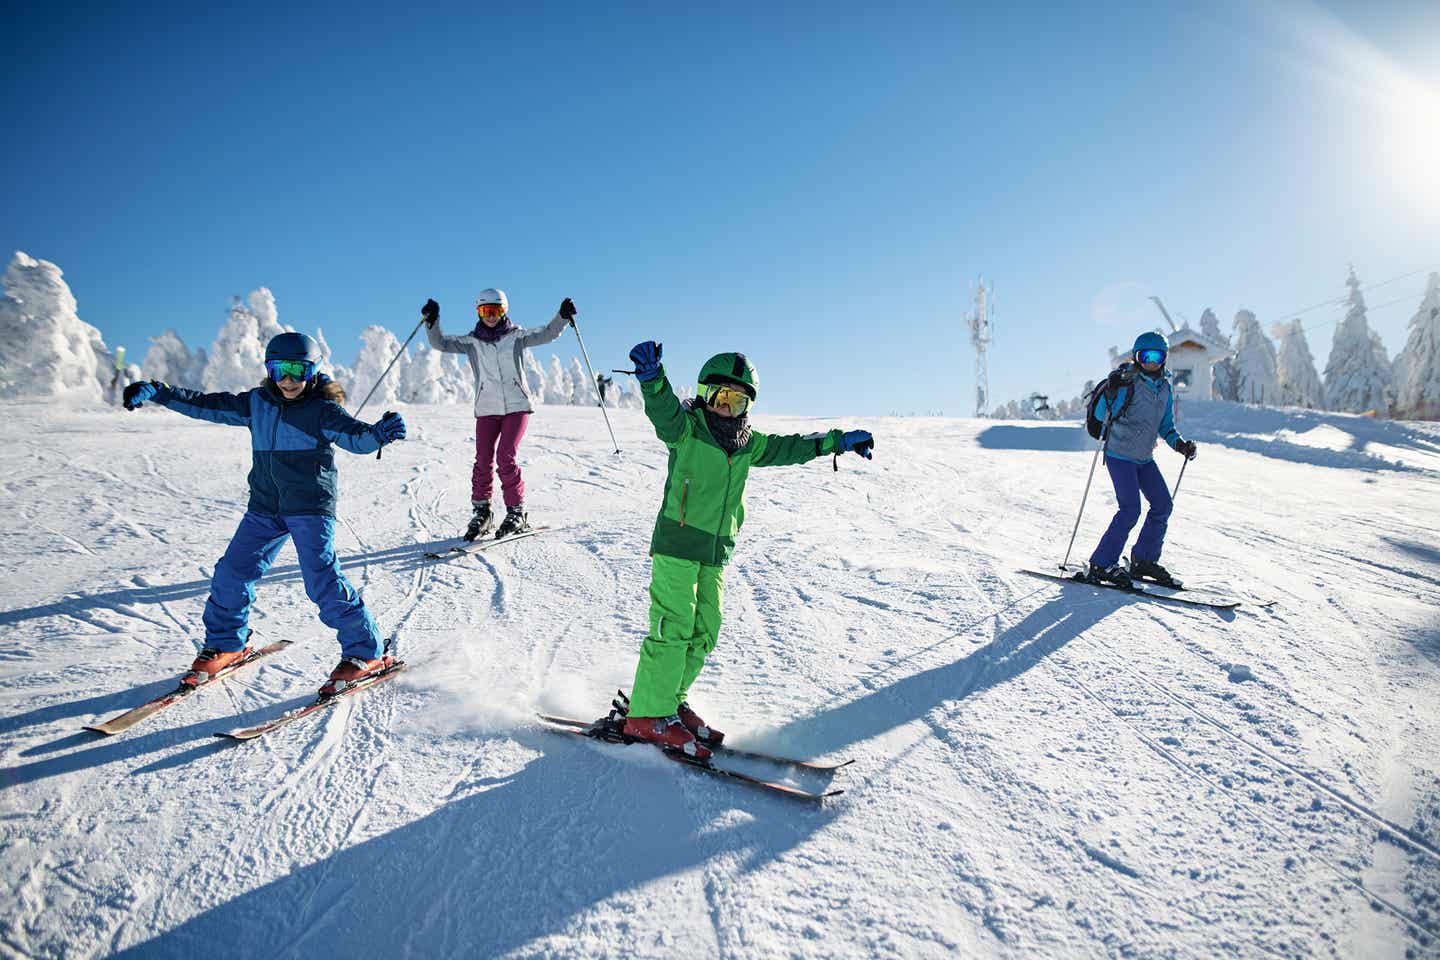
[1,401,1438,958]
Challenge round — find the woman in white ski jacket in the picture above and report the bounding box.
[420,289,574,540]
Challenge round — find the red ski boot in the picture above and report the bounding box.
[182,646,253,687]
[319,655,396,698]
[622,715,712,760]
[677,701,724,746]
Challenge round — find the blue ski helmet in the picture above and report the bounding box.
[1131,331,1168,357]
[265,332,323,364]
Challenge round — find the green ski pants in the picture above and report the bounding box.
[627,554,725,718]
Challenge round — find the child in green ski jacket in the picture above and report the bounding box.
[621,341,874,759]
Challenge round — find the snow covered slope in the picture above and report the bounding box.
[2,401,1438,959]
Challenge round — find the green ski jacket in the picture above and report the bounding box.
[643,369,843,566]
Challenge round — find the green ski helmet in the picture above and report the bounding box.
[697,352,759,401]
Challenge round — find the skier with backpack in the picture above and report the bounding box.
[619,341,875,759]
[1082,331,1198,588]
[420,291,574,541]
[120,332,407,696]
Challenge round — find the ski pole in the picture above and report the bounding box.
[1171,455,1188,501]
[1060,406,1114,572]
[569,317,621,454]
[355,318,424,420]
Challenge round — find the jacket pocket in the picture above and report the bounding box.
[679,478,690,527]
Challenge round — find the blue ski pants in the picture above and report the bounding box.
[1089,456,1173,569]
[202,512,384,660]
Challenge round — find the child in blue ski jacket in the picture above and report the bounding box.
[1086,331,1198,589]
[121,332,408,696]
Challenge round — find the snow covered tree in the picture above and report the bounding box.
[1393,272,1440,420]
[1199,307,1228,348]
[1323,266,1395,415]
[401,340,446,404]
[350,325,403,409]
[1271,320,1323,409]
[567,357,595,406]
[1200,306,1238,401]
[202,289,289,392]
[1229,310,1278,405]
[0,251,114,403]
[312,327,350,382]
[142,330,207,386]
[546,355,570,404]
[441,351,472,403]
[523,351,547,404]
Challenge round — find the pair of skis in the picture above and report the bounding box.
[423,526,550,560]
[86,528,551,737]
[84,641,406,741]
[537,691,852,803]
[1019,566,1272,610]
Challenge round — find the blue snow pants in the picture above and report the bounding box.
[1089,456,1173,569]
[202,512,383,660]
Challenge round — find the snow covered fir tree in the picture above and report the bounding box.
[1272,320,1324,409]
[1229,310,1279,406]
[1393,272,1440,420]
[1323,266,1395,416]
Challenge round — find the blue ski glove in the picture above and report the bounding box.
[841,430,874,459]
[123,381,158,410]
[628,341,663,382]
[372,410,407,445]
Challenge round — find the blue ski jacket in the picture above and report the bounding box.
[150,375,385,516]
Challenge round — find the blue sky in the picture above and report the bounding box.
[3,0,1436,416]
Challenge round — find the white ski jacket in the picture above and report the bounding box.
[426,312,568,418]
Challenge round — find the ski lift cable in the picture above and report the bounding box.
[1294,288,1432,337]
[1276,266,1435,324]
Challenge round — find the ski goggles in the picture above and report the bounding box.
[1135,348,1167,366]
[476,302,506,319]
[705,383,751,415]
[265,359,316,382]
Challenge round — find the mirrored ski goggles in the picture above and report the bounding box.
[705,383,751,415]
[475,302,506,319]
[265,359,316,382]
[1136,349,1167,366]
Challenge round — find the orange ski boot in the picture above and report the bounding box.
[319,655,396,698]
[182,646,253,687]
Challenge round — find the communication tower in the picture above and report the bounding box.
[968,277,995,417]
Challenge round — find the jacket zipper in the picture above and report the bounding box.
[268,396,282,511]
[716,456,733,564]
[679,478,690,527]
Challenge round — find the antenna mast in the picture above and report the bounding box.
[968,276,994,417]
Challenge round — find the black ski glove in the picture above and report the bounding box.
[421,298,439,328]
[1177,439,1197,460]
[1103,368,1128,403]
[559,297,577,323]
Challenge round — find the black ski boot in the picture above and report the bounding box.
[1128,557,1181,588]
[1084,563,1134,589]
[463,501,493,542]
[494,504,530,539]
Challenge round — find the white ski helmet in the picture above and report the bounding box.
[475,288,509,316]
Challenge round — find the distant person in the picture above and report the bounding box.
[618,341,874,758]
[596,373,613,405]
[420,291,574,541]
[120,333,407,696]
[1084,331,1198,588]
